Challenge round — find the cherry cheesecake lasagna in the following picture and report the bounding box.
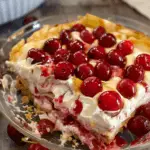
[6,14,150,150]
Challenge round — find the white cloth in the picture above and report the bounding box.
[123,0,150,19]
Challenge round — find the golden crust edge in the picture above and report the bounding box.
[10,13,150,62]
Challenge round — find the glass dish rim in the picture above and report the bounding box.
[1,14,150,150]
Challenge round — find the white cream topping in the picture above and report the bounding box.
[7,29,150,141]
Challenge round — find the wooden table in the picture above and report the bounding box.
[0,0,150,149]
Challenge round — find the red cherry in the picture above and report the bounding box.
[73,99,83,115]
[95,61,112,81]
[99,33,116,48]
[127,115,150,136]
[124,65,144,83]
[28,144,48,150]
[69,51,88,66]
[93,26,106,39]
[75,63,94,80]
[88,46,106,60]
[37,119,54,135]
[80,30,95,44]
[135,54,150,71]
[107,49,126,68]
[7,124,25,146]
[137,102,150,120]
[23,16,37,25]
[54,61,74,80]
[27,48,52,64]
[80,76,102,97]
[71,24,85,32]
[60,29,71,44]
[68,40,84,53]
[43,38,61,55]
[117,40,134,56]
[54,49,70,63]
[117,79,136,99]
[98,91,123,111]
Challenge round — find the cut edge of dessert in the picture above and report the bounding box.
[4,14,150,150]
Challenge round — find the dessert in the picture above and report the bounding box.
[4,14,150,150]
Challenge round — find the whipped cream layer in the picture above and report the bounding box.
[6,28,150,141]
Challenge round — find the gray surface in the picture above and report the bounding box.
[0,0,150,150]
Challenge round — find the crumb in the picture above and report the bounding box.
[25,113,32,120]
[21,96,29,104]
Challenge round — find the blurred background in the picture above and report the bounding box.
[0,0,150,150]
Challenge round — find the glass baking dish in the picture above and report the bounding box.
[0,14,150,150]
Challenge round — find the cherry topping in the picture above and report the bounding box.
[71,24,85,32]
[73,99,83,115]
[95,61,112,81]
[28,144,48,150]
[68,40,84,53]
[7,124,25,146]
[117,79,136,99]
[124,65,144,83]
[60,29,71,44]
[93,26,106,39]
[54,49,70,63]
[135,54,150,71]
[127,115,150,137]
[27,48,49,64]
[37,119,54,135]
[107,49,126,68]
[43,38,61,55]
[99,33,116,48]
[117,40,134,56]
[80,30,95,44]
[88,46,106,60]
[137,102,150,120]
[98,91,123,111]
[80,76,102,97]
[70,51,88,66]
[54,61,74,80]
[75,63,94,80]
[23,16,37,25]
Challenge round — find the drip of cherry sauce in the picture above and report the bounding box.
[7,124,25,146]
[28,144,49,150]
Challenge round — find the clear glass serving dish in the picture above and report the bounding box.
[0,14,150,150]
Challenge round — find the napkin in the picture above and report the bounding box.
[123,0,150,19]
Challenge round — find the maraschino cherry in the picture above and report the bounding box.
[95,60,112,81]
[88,46,106,60]
[127,115,150,137]
[135,54,150,71]
[43,38,61,55]
[99,33,116,48]
[117,40,134,56]
[80,30,95,44]
[27,48,50,64]
[71,24,85,32]
[7,124,25,146]
[93,26,106,39]
[75,63,94,80]
[98,91,123,111]
[54,61,74,80]
[117,79,136,99]
[69,51,88,66]
[80,76,102,97]
[124,65,144,83]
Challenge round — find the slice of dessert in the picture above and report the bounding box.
[6,14,150,150]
